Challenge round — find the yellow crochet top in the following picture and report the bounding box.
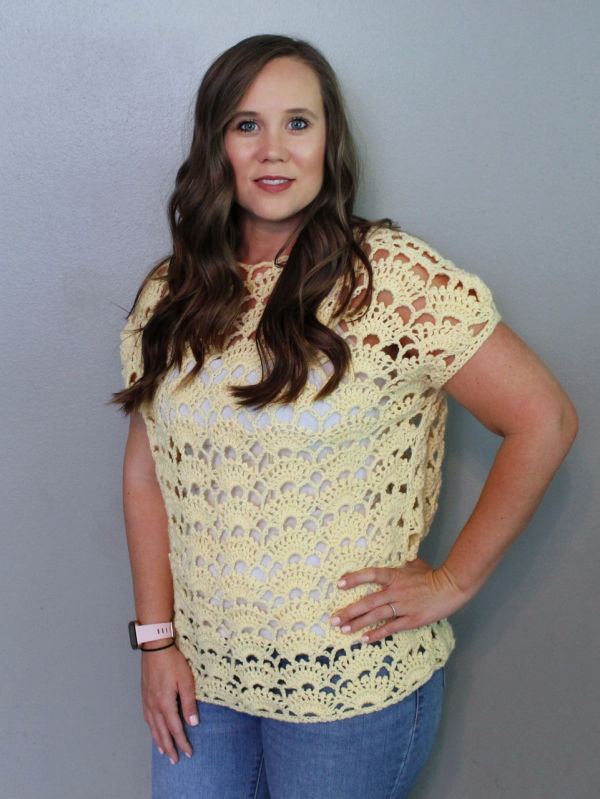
[121,226,500,721]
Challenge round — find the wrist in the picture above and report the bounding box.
[436,561,482,602]
[128,620,174,649]
[140,638,175,652]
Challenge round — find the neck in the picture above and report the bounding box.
[236,212,301,264]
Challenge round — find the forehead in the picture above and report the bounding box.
[237,57,323,112]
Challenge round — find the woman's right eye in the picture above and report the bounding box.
[237,120,258,133]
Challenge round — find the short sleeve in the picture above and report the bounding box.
[364,229,501,389]
[412,258,501,388]
[119,265,169,391]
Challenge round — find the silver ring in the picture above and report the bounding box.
[388,602,397,618]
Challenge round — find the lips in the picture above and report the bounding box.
[254,176,295,193]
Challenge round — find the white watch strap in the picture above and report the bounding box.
[135,622,173,644]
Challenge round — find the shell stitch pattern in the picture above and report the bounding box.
[120,227,500,721]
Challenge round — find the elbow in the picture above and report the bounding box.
[510,389,579,461]
[531,391,578,458]
[558,396,579,452]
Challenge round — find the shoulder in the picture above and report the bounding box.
[119,259,170,379]
[362,225,467,276]
[362,224,442,256]
[361,225,496,307]
[127,259,170,329]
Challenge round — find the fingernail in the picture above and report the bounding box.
[337,579,346,587]
[158,747,164,755]
[189,714,199,726]
[341,624,351,633]
[169,757,176,766]
[185,752,192,758]
[330,616,340,627]
[361,634,369,643]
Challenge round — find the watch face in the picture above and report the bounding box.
[128,620,139,649]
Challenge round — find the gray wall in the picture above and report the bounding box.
[2,1,598,797]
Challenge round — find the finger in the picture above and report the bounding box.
[336,603,394,634]
[178,679,199,729]
[337,567,392,589]
[331,588,393,628]
[144,712,165,756]
[153,712,179,764]
[165,707,193,759]
[360,615,422,644]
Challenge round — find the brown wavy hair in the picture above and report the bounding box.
[114,34,388,413]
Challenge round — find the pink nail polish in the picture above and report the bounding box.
[330,616,340,627]
[341,624,351,633]
[338,579,346,587]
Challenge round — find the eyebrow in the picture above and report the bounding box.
[229,107,320,121]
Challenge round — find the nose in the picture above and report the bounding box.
[256,126,288,162]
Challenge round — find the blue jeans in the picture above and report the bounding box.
[152,668,444,798]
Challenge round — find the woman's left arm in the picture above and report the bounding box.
[331,322,579,642]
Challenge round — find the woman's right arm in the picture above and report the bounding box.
[123,410,198,764]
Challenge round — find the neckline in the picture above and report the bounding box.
[238,259,276,268]
[237,261,281,290]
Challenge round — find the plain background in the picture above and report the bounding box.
[1,1,598,797]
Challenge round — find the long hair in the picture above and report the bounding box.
[114,34,387,413]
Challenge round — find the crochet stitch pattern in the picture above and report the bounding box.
[121,227,500,721]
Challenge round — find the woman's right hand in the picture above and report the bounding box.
[141,644,199,764]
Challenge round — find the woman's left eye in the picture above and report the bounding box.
[288,117,309,130]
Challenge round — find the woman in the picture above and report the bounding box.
[115,34,577,798]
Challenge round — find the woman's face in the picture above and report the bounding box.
[224,57,327,239]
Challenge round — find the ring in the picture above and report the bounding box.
[388,602,397,618]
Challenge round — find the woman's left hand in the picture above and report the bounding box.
[330,558,470,644]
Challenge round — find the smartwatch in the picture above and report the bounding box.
[128,620,174,650]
